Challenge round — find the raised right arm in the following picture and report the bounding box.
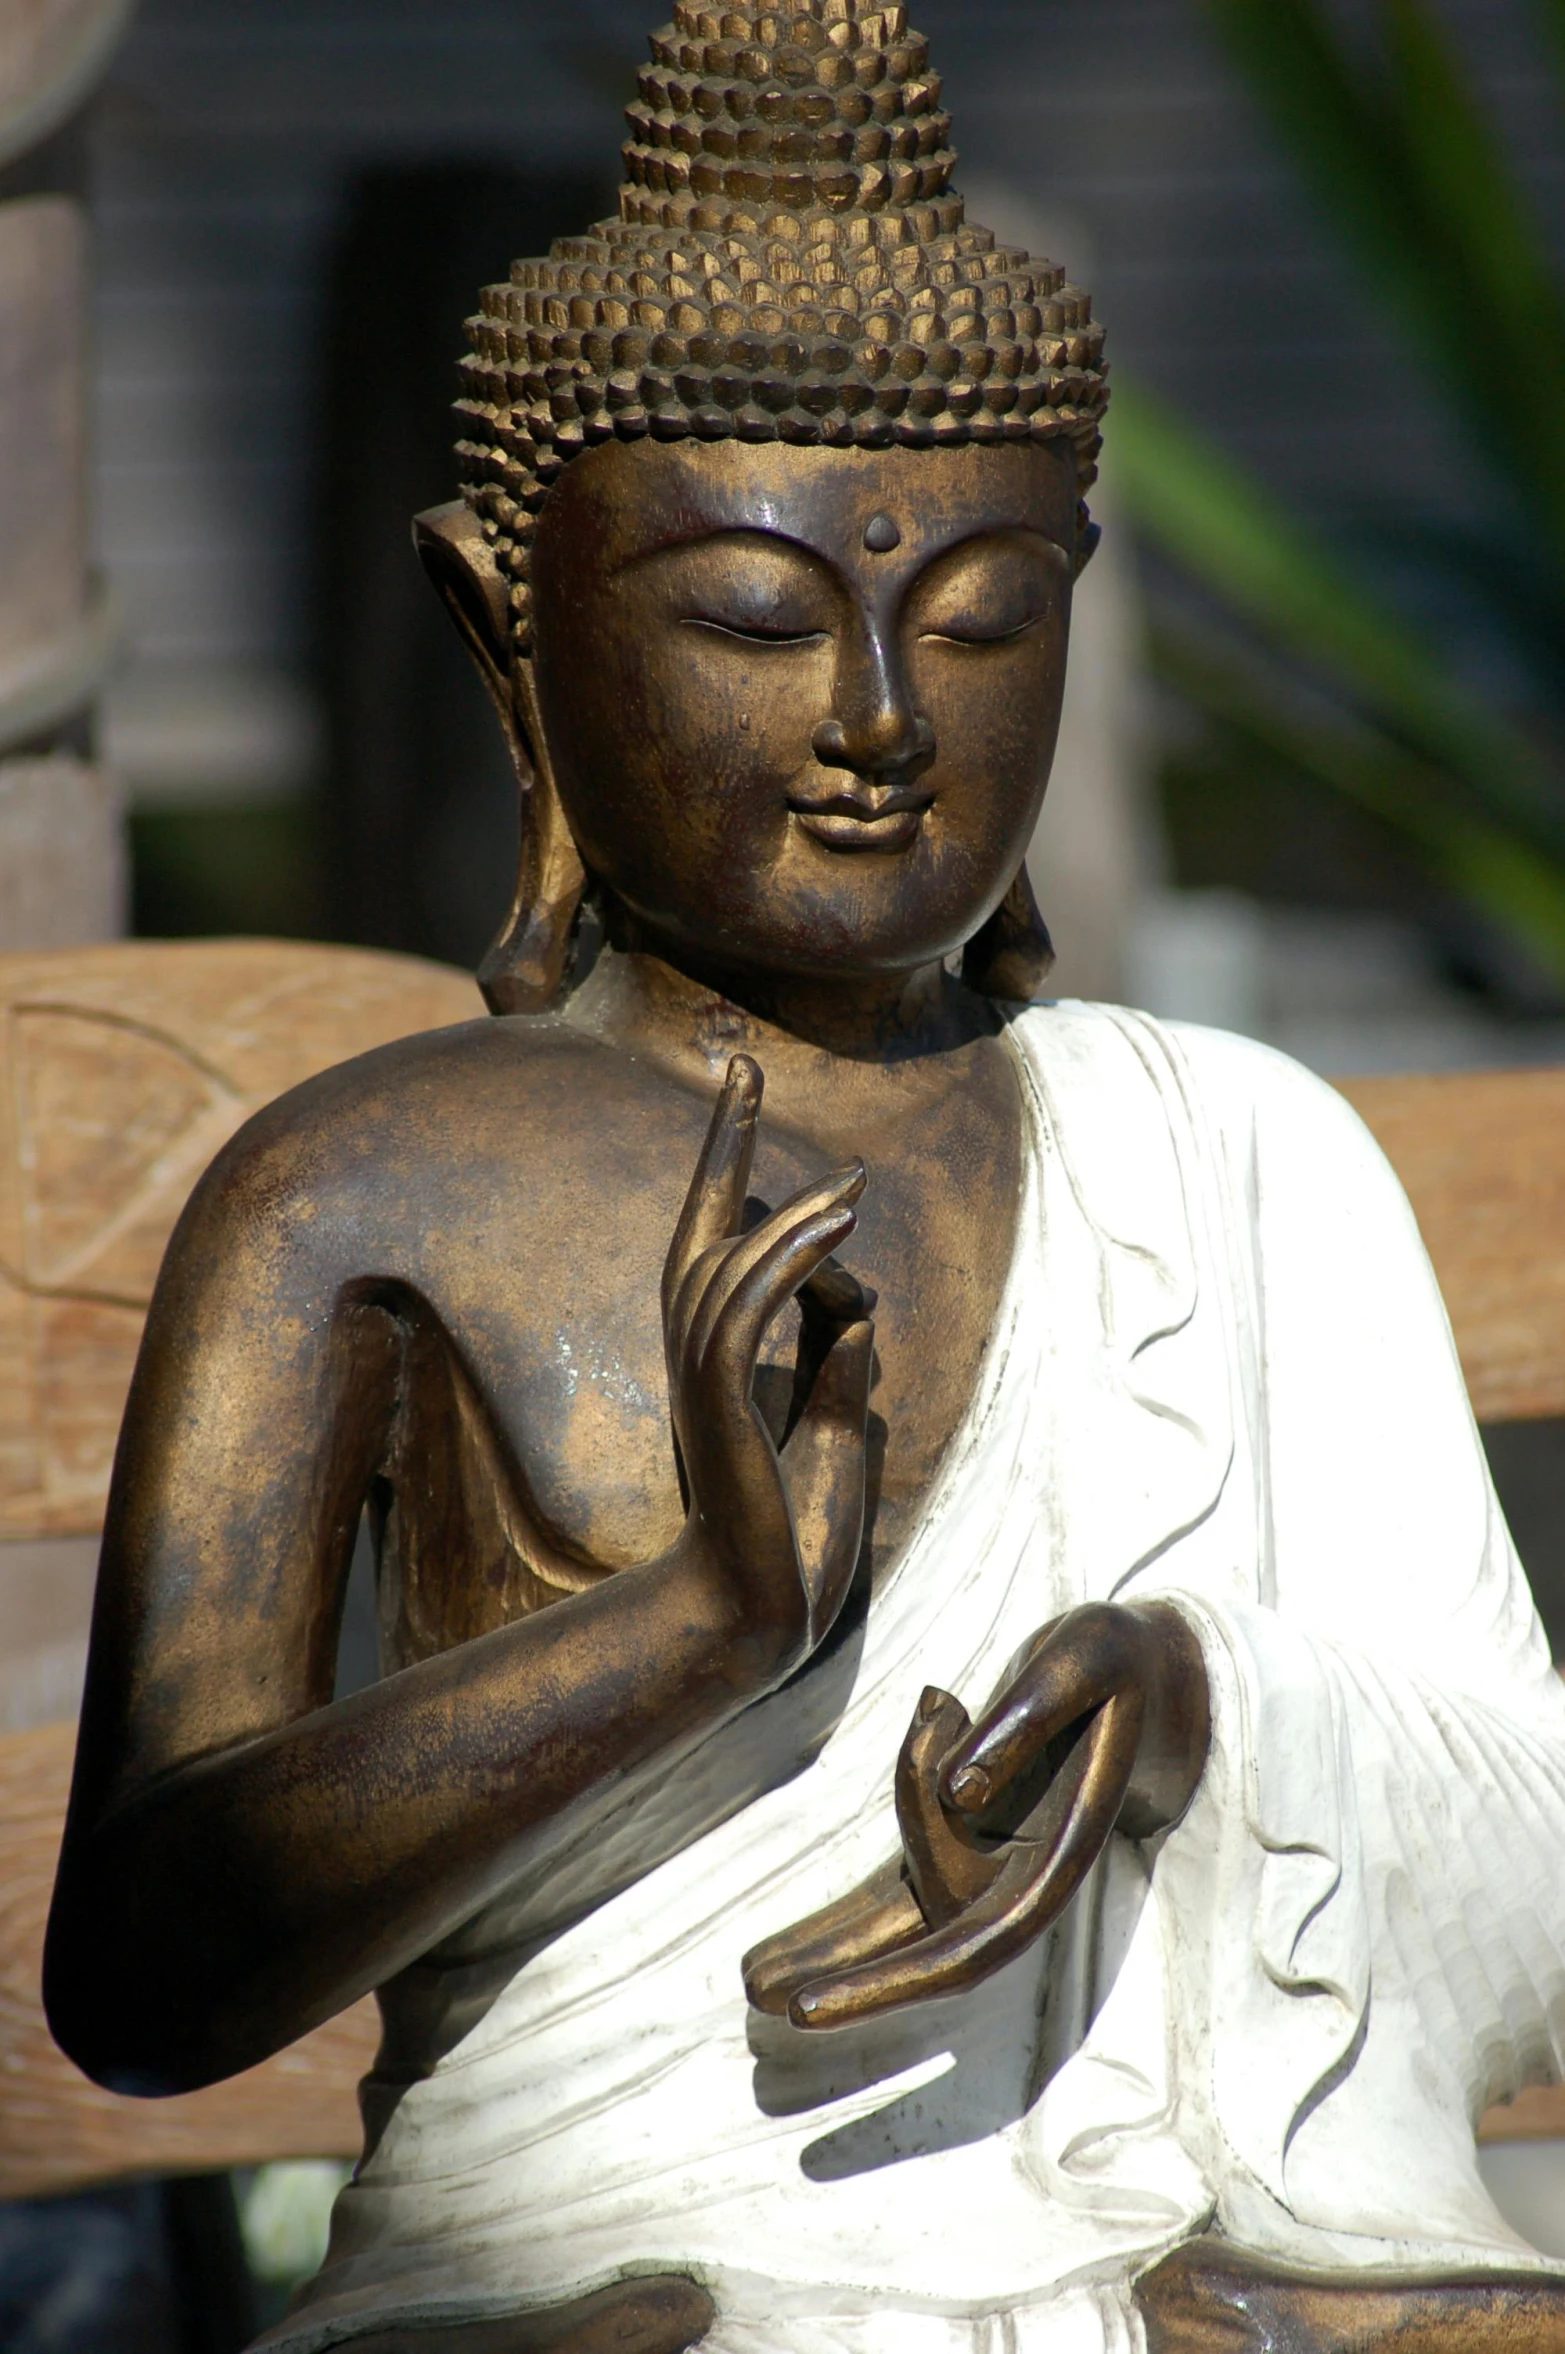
[45,1056,872,2096]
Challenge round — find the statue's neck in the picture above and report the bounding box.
[564,940,996,1077]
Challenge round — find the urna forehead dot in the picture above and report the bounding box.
[864,513,903,555]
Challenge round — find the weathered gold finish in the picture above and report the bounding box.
[1137,2237,1565,2351]
[744,1600,1210,2027]
[338,2280,718,2354]
[39,2,1565,2348]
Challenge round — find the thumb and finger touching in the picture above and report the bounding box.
[942,1604,1142,1820]
[660,1059,874,1661]
[789,1690,1141,2030]
[771,1615,1153,2032]
[685,1165,865,1389]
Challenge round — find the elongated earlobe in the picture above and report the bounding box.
[961,862,1056,1003]
[414,503,586,1013]
[475,658,588,1015]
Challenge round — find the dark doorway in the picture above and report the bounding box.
[317,164,611,969]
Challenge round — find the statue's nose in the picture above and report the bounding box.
[812,710,936,783]
[813,630,936,785]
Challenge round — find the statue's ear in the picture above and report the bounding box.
[412,501,587,1015]
[413,501,514,721]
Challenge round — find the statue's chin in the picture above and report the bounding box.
[601,864,1007,995]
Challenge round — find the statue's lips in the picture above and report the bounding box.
[789,790,933,853]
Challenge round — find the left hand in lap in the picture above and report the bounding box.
[744,1600,1211,2030]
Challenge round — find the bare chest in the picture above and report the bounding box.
[368,1059,1022,1661]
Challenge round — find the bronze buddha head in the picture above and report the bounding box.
[416,0,1109,1021]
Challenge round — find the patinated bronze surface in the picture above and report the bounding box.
[1137,2239,1565,2352]
[744,1599,1210,2028]
[41,425,1225,2351]
[48,429,1157,2086]
[338,2280,718,2354]
[48,422,1560,2354]
[39,0,1565,2345]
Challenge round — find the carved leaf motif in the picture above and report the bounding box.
[11,1007,239,1300]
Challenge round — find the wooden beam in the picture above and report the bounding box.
[1337,1069,1565,1425]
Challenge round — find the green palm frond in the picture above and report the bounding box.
[1147,609,1565,978]
[1111,0,1565,981]
[1204,0,1565,552]
[1111,386,1565,857]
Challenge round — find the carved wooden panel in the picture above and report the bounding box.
[1338,1068,1565,1425]
[0,940,479,1540]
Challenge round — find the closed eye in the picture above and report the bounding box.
[683,616,828,647]
[920,614,1048,647]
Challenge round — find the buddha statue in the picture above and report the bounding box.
[42,4,1565,2349]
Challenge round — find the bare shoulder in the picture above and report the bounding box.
[194,1012,698,1193]
[165,1010,727,1289]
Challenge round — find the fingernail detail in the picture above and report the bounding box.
[949,1765,991,1811]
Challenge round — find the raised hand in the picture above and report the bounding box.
[744,1600,1210,2027]
[661,1054,876,1695]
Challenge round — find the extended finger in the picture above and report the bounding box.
[662,1056,763,1325]
[786,1857,1050,2030]
[941,1602,1145,1821]
[743,1862,923,2018]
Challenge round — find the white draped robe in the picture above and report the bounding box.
[263,1005,1565,2353]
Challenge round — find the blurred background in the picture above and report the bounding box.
[5,0,1565,2338]
[67,0,1565,1071]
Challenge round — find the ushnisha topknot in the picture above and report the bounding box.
[456,0,1109,651]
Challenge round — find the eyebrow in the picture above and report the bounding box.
[917,523,1072,565]
[619,523,833,577]
[620,519,1069,578]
